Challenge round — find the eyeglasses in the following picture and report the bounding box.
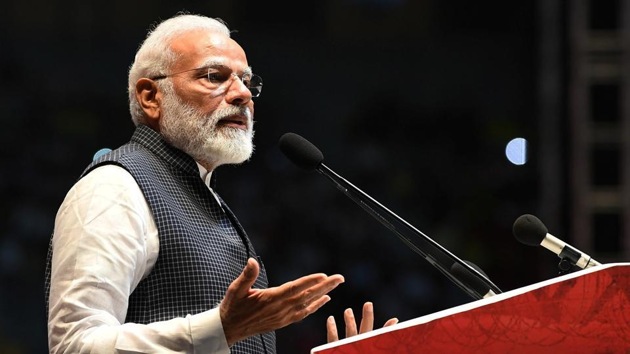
[150,66,263,98]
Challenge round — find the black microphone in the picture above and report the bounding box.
[278,132,502,300]
[512,214,601,269]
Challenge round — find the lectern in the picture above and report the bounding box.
[311,263,630,353]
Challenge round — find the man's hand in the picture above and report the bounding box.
[220,258,345,346]
[326,302,399,342]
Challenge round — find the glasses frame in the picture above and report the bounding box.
[150,66,263,98]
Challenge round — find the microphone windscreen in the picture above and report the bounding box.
[278,132,324,170]
[512,214,549,246]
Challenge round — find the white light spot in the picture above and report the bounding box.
[506,138,528,165]
[93,148,112,161]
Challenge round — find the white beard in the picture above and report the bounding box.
[159,89,254,168]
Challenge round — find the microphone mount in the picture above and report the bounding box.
[512,214,601,275]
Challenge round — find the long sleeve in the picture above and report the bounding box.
[47,164,229,354]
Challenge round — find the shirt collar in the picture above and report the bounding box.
[196,162,213,187]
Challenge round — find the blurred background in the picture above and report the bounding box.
[1,0,628,352]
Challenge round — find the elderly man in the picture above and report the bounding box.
[45,12,395,354]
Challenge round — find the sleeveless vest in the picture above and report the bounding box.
[46,125,275,353]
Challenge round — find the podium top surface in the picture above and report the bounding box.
[311,262,630,354]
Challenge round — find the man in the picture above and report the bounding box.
[45,13,396,353]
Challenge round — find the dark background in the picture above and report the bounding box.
[0,0,618,353]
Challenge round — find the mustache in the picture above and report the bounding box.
[211,105,252,122]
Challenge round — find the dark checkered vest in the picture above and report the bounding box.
[46,124,275,353]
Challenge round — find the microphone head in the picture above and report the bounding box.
[278,132,324,171]
[512,214,548,247]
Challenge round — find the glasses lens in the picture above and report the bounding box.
[248,75,263,97]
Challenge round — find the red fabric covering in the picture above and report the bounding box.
[312,263,630,353]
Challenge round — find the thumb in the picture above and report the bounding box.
[242,257,260,281]
[225,258,260,301]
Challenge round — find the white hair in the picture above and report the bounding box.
[127,13,231,125]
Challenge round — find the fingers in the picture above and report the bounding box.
[346,302,375,336]
[343,302,397,336]
[285,273,345,300]
[344,308,357,337]
[326,316,339,342]
[327,302,399,344]
[359,302,374,334]
[384,317,399,327]
[303,294,331,314]
[281,274,344,320]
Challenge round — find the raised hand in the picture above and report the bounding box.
[221,258,345,345]
[326,302,399,342]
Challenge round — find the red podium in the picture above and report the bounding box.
[311,263,630,353]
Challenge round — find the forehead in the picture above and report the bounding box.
[168,29,249,72]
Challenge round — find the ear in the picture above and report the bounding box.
[135,78,162,129]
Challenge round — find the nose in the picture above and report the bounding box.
[224,73,252,105]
